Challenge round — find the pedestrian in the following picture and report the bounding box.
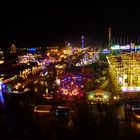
[68,119,73,129]
[68,111,74,129]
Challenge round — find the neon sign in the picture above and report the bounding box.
[122,86,140,92]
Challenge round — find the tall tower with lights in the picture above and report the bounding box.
[108,27,112,47]
[81,36,85,49]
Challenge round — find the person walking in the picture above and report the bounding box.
[68,111,74,129]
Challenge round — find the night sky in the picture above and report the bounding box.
[0,0,140,47]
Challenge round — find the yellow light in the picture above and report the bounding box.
[136,123,140,129]
[135,114,140,119]
[114,96,117,100]
[89,95,93,100]
[103,95,108,99]
[0,60,4,64]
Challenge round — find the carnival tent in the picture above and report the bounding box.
[86,89,112,103]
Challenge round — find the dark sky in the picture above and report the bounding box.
[0,0,140,47]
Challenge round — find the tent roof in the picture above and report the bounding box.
[87,89,111,95]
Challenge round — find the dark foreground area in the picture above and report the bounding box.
[1,99,140,140]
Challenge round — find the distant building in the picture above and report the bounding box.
[47,46,59,50]
[10,43,17,53]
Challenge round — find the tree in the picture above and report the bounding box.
[84,79,94,92]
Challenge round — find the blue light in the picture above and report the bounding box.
[2,84,5,89]
[64,113,68,116]
[27,48,36,52]
[0,81,3,91]
[64,78,67,81]
[68,77,71,80]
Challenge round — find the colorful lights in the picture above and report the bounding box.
[27,48,36,52]
[102,48,111,54]
[87,90,111,104]
[122,86,140,92]
[108,53,140,92]
[111,45,130,50]
[3,75,18,84]
[0,81,4,105]
[58,73,86,98]
[61,86,80,96]
[110,44,140,51]
[0,80,3,91]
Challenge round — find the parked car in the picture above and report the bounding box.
[124,101,136,111]
[54,106,75,119]
[34,105,54,117]
[53,105,77,128]
[132,107,140,121]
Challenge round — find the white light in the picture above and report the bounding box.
[104,95,108,99]
[114,96,117,100]
[118,77,123,83]
[56,79,61,86]
[123,75,127,79]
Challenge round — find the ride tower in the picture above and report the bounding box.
[81,35,85,49]
[108,27,112,48]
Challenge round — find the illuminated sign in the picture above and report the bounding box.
[122,86,140,92]
[111,45,131,50]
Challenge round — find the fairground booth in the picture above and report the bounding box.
[86,89,112,104]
